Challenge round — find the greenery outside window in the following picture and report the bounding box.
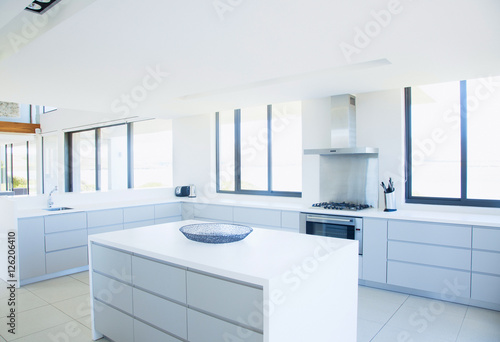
[216,101,302,197]
[405,75,500,207]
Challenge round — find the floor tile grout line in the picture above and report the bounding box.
[454,306,470,342]
[369,294,411,341]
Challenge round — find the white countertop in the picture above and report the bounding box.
[14,196,500,228]
[88,219,356,285]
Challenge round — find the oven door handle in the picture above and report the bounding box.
[306,215,355,225]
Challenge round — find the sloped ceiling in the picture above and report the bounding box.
[0,0,499,118]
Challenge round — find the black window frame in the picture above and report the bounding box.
[216,105,302,198]
[65,123,132,193]
[405,82,500,208]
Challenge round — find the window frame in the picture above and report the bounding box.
[215,105,302,198]
[405,83,500,208]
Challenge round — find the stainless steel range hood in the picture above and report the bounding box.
[304,94,378,155]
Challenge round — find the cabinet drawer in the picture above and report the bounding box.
[472,250,500,275]
[134,320,183,342]
[91,244,132,283]
[387,261,470,298]
[132,256,186,303]
[45,229,87,252]
[87,209,123,228]
[88,224,123,236]
[155,203,181,219]
[92,272,133,314]
[123,205,155,223]
[473,227,500,252]
[124,220,155,230]
[187,309,263,342]
[133,288,187,339]
[471,273,500,304]
[155,216,182,225]
[281,211,300,230]
[94,300,133,342]
[194,204,233,221]
[44,212,87,233]
[46,246,88,274]
[233,207,281,228]
[388,220,471,248]
[18,217,46,280]
[388,241,471,270]
[187,271,263,331]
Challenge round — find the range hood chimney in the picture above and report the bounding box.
[305,94,378,155]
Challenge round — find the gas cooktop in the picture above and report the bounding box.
[312,202,372,211]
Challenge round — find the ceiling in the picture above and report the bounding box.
[0,0,499,119]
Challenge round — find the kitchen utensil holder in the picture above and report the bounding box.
[384,191,397,212]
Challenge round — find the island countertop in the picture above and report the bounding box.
[88,219,356,286]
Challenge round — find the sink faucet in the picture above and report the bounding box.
[48,186,57,208]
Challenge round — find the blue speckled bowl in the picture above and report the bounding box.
[179,223,253,244]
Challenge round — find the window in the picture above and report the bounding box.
[405,76,500,207]
[66,119,172,192]
[216,101,302,197]
[42,134,59,193]
[1,138,36,195]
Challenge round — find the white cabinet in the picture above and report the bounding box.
[154,203,182,224]
[87,208,123,235]
[91,244,264,342]
[123,205,155,229]
[387,220,471,298]
[193,203,233,222]
[281,211,300,233]
[471,227,500,305]
[362,218,387,283]
[44,212,88,274]
[233,207,281,230]
[18,217,46,280]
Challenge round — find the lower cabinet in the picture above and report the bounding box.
[471,226,500,305]
[45,246,88,274]
[18,217,46,280]
[91,244,264,342]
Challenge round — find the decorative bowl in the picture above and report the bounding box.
[179,223,253,244]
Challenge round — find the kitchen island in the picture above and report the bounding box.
[88,220,358,342]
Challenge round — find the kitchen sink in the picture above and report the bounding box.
[43,207,73,211]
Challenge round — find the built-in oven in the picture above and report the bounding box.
[300,213,363,255]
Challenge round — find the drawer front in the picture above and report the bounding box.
[388,220,471,248]
[471,273,500,304]
[132,256,186,303]
[92,272,133,314]
[281,211,300,230]
[45,229,87,252]
[194,204,233,221]
[155,216,182,225]
[233,207,281,227]
[46,246,88,274]
[155,203,181,219]
[134,320,183,342]
[88,224,123,236]
[187,271,263,331]
[472,250,500,275]
[133,288,187,339]
[123,205,155,223]
[387,261,470,298]
[94,300,134,342]
[124,220,155,230]
[388,241,471,270]
[91,244,132,283]
[473,227,500,252]
[87,209,123,228]
[44,212,87,233]
[188,309,263,342]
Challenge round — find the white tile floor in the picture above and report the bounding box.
[0,273,499,341]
